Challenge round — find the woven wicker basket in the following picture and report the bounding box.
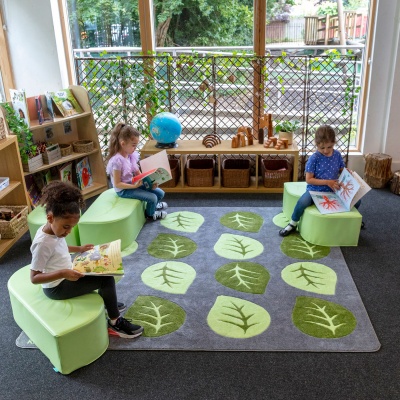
[260,158,292,188]
[186,158,215,187]
[0,205,29,239]
[59,143,73,157]
[159,158,181,188]
[222,158,250,188]
[73,140,94,153]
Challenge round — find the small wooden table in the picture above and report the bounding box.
[141,140,299,193]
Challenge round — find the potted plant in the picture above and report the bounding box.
[274,120,301,145]
[1,103,43,171]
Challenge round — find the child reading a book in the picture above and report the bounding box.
[106,122,168,221]
[30,181,144,339]
[279,125,362,237]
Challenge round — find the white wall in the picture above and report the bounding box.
[360,0,400,171]
[2,0,63,96]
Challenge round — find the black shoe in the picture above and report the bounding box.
[117,302,127,313]
[279,223,297,237]
[108,317,144,339]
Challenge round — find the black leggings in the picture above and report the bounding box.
[43,275,119,319]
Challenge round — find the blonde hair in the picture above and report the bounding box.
[106,122,140,161]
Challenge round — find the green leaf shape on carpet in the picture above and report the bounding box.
[280,233,330,260]
[220,211,263,232]
[207,295,271,338]
[121,240,138,257]
[281,262,337,295]
[214,233,264,260]
[126,295,186,337]
[161,211,204,232]
[148,233,197,259]
[215,262,270,294]
[292,296,357,338]
[141,261,196,294]
[272,212,290,228]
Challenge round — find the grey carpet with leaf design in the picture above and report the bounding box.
[17,207,380,352]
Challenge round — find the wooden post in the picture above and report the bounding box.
[253,0,266,141]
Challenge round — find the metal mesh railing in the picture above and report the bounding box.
[75,52,358,179]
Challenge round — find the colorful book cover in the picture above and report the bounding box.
[72,239,124,276]
[137,150,172,188]
[75,157,93,190]
[50,89,83,117]
[58,162,73,183]
[24,175,41,207]
[310,169,371,214]
[44,92,55,121]
[35,96,44,125]
[9,88,30,126]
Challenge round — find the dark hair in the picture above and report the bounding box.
[40,181,85,218]
[106,122,140,161]
[315,125,336,145]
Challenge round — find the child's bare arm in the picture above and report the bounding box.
[30,269,84,284]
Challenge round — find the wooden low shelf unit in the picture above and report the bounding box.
[140,140,299,193]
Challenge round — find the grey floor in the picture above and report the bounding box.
[1,189,399,400]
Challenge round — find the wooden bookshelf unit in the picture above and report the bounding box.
[140,139,299,193]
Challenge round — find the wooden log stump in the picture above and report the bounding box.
[364,153,393,188]
[390,170,400,195]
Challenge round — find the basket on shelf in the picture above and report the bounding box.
[221,158,250,188]
[42,143,62,164]
[260,158,292,188]
[59,143,73,157]
[22,153,44,173]
[0,205,29,239]
[185,158,215,187]
[72,140,94,153]
[159,158,181,188]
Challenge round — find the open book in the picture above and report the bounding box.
[310,169,371,214]
[132,149,172,188]
[72,239,124,276]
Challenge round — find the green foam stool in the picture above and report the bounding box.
[282,182,362,246]
[8,266,108,374]
[78,189,145,251]
[282,181,307,220]
[27,206,80,246]
[299,205,362,246]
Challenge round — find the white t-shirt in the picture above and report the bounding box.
[30,225,73,288]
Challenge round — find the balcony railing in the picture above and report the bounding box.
[73,44,364,178]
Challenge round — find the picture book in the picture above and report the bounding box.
[9,89,30,126]
[35,96,44,124]
[50,89,83,117]
[72,239,124,276]
[58,162,73,183]
[75,157,93,190]
[135,150,172,188]
[44,92,55,121]
[310,169,371,214]
[0,106,9,140]
[24,175,41,207]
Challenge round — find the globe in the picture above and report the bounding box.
[150,112,182,148]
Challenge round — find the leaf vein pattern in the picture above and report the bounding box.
[304,302,346,335]
[218,301,259,333]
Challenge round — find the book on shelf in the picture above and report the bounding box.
[310,169,371,215]
[24,175,42,207]
[133,149,172,189]
[35,96,44,124]
[58,162,73,183]
[50,89,83,117]
[0,106,10,140]
[72,239,124,276]
[75,157,93,190]
[9,88,30,127]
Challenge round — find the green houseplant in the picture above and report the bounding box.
[1,103,40,164]
[274,120,301,145]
